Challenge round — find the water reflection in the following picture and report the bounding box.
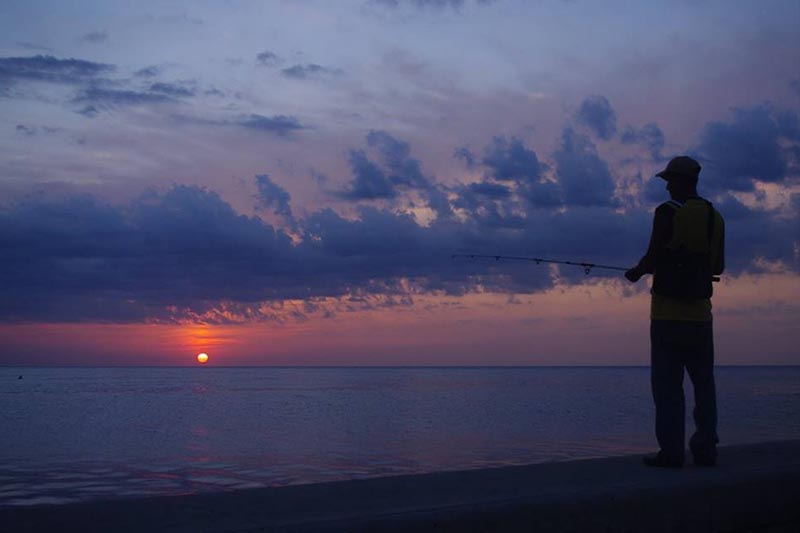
[1,367,799,506]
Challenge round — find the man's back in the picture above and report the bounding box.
[650,198,725,322]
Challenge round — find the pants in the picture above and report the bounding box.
[650,319,718,460]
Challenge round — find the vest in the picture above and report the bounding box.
[651,198,717,300]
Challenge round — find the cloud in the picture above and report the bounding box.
[75,86,175,106]
[238,114,306,136]
[1,167,794,324]
[0,54,114,85]
[80,31,108,44]
[254,174,294,222]
[642,173,667,203]
[146,13,203,26]
[791,79,800,96]
[367,130,431,189]
[712,193,800,273]
[466,181,511,199]
[371,0,494,7]
[454,146,476,168]
[481,136,543,182]
[0,187,297,323]
[77,105,99,118]
[519,179,563,208]
[336,131,451,219]
[15,124,59,136]
[149,82,195,97]
[473,136,561,208]
[621,122,665,159]
[14,42,54,53]
[576,95,617,140]
[696,105,800,193]
[340,149,397,200]
[281,63,342,80]
[15,125,37,136]
[135,65,161,78]
[256,50,281,66]
[553,128,618,207]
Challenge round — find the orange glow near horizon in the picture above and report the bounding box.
[0,272,797,366]
[197,352,209,364]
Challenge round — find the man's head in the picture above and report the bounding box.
[656,155,701,201]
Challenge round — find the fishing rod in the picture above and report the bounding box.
[453,254,721,281]
[451,254,627,275]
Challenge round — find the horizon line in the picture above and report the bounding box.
[2,364,799,369]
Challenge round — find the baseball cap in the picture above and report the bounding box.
[656,156,701,180]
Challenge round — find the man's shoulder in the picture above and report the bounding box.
[654,201,681,216]
[660,200,683,209]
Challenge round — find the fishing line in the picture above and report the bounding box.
[451,254,627,275]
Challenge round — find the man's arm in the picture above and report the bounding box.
[625,205,673,282]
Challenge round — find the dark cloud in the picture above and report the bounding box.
[146,13,203,26]
[256,50,281,66]
[135,65,161,78]
[0,54,114,85]
[75,86,174,106]
[576,95,617,140]
[204,87,225,97]
[0,187,295,323]
[642,173,667,203]
[336,131,451,219]
[238,114,305,136]
[481,136,542,182]
[80,31,109,44]
[454,146,476,168]
[466,181,511,199]
[15,124,59,136]
[621,122,665,159]
[471,136,561,209]
[77,105,99,118]
[553,128,618,207]
[367,130,431,189]
[254,174,294,222]
[696,105,800,193]
[1,169,793,324]
[15,125,37,136]
[712,194,799,273]
[519,179,563,208]
[15,42,54,53]
[371,0,494,7]
[281,63,342,80]
[340,149,397,200]
[149,82,195,97]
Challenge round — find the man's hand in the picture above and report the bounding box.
[625,267,644,283]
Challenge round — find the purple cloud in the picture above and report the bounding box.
[576,95,617,140]
[0,54,114,85]
[239,114,306,136]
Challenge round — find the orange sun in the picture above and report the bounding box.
[196,353,209,364]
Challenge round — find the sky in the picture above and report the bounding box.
[0,0,798,366]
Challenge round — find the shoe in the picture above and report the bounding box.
[693,455,717,467]
[643,453,684,468]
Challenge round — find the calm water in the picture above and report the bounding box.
[1,366,799,506]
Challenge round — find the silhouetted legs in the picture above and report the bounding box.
[651,320,718,463]
[686,326,718,461]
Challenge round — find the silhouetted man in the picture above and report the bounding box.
[626,156,725,468]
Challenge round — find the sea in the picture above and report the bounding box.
[1,366,799,507]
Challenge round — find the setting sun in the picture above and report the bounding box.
[196,353,209,364]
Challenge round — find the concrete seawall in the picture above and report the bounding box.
[3,440,799,532]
